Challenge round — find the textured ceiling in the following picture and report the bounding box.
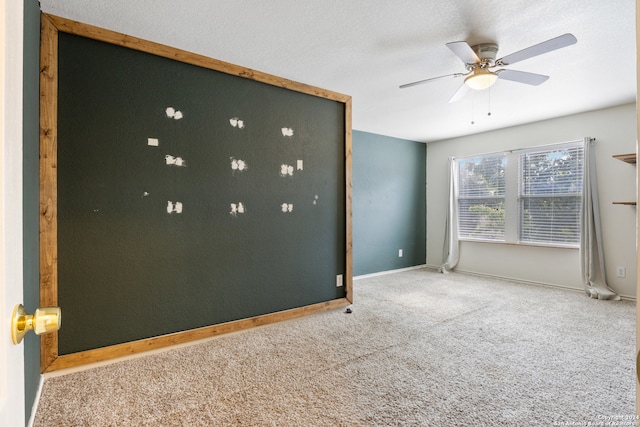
[39,0,637,142]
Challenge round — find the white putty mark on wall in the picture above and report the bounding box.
[231,158,247,173]
[229,117,245,129]
[313,194,319,205]
[167,201,183,214]
[165,155,187,167]
[230,202,246,216]
[280,164,294,177]
[166,107,183,120]
[147,138,159,147]
[281,203,294,213]
[297,160,303,171]
[142,192,150,197]
[281,127,294,137]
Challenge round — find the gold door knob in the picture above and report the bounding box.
[11,304,61,345]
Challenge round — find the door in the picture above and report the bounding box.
[637,0,640,417]
[0,0,26,425]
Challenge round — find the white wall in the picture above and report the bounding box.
[427,103,637,299]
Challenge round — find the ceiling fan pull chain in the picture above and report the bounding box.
[470,92,475,125]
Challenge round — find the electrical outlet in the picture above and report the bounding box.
[398,249,403,257]
[336,274,343,287]
[616,267,626,278]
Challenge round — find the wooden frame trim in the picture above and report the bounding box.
[344,99,354,303]
[39,14,353,372]
[40,14,59,372]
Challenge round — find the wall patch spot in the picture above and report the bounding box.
[280,164,294,177]
[313,194,319,205]
[231,157,247,173]
[230,202,246,216]
[281,127,294,137]
[229,117,245,129]
[167,201,183,214]
[166,107,183,120]
[165,155,187,167]
[297,160,303,171]
[147,138,159,147]
[281,203,293,213]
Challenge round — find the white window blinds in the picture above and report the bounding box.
[457,154,506,241]
[519,144,583,246]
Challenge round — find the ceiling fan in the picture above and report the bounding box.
[400,33,577,103]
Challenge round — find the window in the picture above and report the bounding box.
[457,154,506,241]
[457,141,583,247]
[519,145,583,245]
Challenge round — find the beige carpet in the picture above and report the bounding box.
[33,269,635,426]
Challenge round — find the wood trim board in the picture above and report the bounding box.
[39,14,352,372]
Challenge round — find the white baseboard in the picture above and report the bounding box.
[354,264,428,280]
[27,374,44,427]
[425,264,637,302]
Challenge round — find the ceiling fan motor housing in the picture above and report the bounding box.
[469,43,499,69]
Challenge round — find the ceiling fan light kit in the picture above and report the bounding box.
[400,33,577,102]
[464,69,498,90]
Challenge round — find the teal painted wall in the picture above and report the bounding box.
[23,0,41,424]
[352,130,426,276]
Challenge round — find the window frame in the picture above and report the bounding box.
[456,140,584,248]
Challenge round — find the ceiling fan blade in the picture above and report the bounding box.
[496,33,577,66]
[448,83,470,103]
[497,69,549,85]
[446,41,480,65]
[399,73,464,89]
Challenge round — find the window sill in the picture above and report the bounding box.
[459,239,579,250]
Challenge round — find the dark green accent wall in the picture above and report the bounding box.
[55,32,346,354]
[352,130,426,276]
[23,0,41,424]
